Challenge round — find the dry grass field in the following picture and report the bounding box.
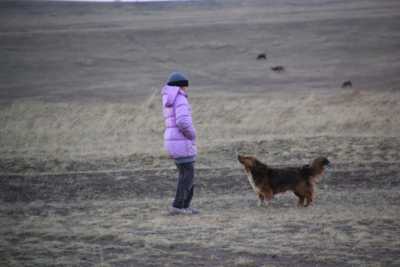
[1,133,400,266]
[1,158,400,266]
[1,0,400,266]
[1,89,399,173]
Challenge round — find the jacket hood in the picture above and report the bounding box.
[161,85,186,107]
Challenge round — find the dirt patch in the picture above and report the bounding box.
[1,139,399,266]
[1,187,400,266]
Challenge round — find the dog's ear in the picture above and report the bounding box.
[238,155,256,168]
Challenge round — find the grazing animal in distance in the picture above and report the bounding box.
[238,155,331,207]
[341,80,352,88]
[271,66,285,72]
[257,53,267,60]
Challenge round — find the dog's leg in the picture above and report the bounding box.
[305,190,313,207]
[262,190,273,207]
[294,192,305,207]
[257,193,265,207]
[298,198,305,207]
[310,187,315,206]
[265,190,273,200]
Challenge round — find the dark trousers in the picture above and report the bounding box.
[172,162,195,209]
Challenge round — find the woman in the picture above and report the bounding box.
[161,72,199,215]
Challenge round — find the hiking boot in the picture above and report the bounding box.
[184,207,200,215]
[168,206,189,215]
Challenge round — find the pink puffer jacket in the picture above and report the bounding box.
[161,85,197,159]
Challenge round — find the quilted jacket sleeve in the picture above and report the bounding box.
[175,95,196,141]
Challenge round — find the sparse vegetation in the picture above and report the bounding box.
[1,0,400,266]
[1,89,399,174]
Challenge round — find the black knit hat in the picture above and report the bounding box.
[167,72,189,87]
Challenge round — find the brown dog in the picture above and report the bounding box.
[238,155,330,207]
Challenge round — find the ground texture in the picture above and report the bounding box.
[1,0,400,266]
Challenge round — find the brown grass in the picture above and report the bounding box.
[1,89,399,174]
[1,186,400,266]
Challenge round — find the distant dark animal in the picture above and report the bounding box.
[341,80,352,88]
[238,155,330,207]
[271,66,285,72]
[257,53,267,60]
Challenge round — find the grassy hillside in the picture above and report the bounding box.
[1,88,399,173]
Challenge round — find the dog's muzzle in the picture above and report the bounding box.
[325,162,333,170]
